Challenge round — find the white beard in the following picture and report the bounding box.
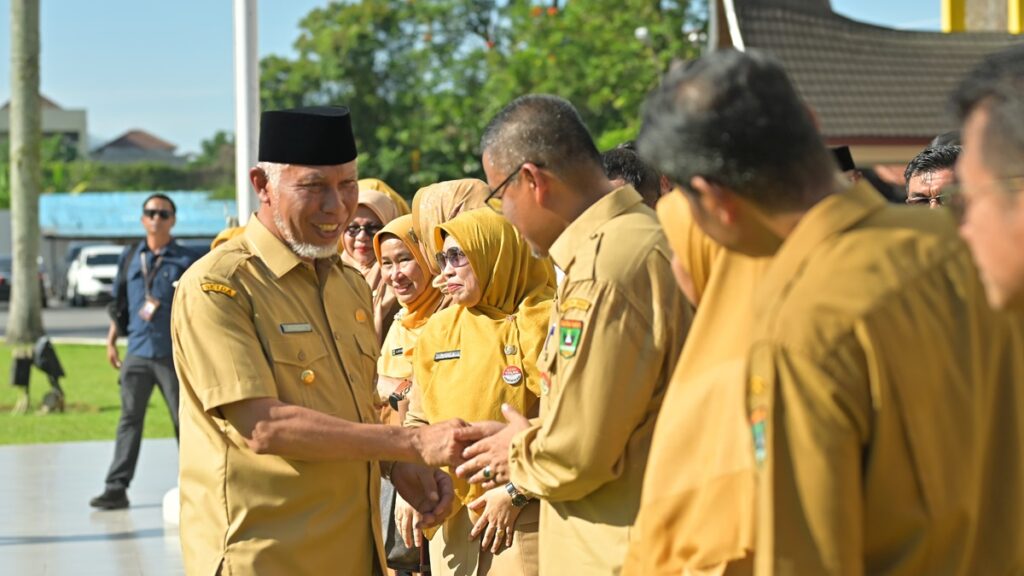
[273,205,338,260]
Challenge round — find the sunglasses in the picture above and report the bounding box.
[345,224,383,237]
[435,247,469,271]
[143,209,174,220]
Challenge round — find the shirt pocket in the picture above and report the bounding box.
[266,331,329,409]
[338,332,380,418]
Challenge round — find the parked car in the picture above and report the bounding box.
[0,256,49,308]
[65,245,124,307]
[55,241,101,302]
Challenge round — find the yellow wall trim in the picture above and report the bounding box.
[1010,0,1024,34]
[942,0,966,32]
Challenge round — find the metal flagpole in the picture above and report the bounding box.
[233,0,259,225]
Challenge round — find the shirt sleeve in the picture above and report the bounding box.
[508,277,671,502]
[171,270,279,413]
[752,341,870,576]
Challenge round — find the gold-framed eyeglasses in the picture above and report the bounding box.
[485,162,544,213]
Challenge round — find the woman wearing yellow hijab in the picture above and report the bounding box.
[373,214,443,425]
[341,187,402,341]
[408,208,553,576]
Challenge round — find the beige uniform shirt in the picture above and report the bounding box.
[750,183,1024,574]
[172,217,385,575]
[624,199,770,576]
[507,186,690,575]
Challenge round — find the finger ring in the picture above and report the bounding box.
[495,527,505,534]
[482,466,492,479]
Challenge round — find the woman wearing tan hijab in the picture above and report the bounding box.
[341,187,402,341]
[411,178,491,277]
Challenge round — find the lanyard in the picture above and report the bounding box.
[139,250,165,297]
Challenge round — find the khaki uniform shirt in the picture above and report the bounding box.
[172,217,385,575]
[624,205,770,576]
[749,183,1024,575]
[507,186,690,575]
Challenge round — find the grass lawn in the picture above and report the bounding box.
[0,343,176,445]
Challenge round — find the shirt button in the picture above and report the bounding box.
[333,332,340,340]
[298,351,307,362]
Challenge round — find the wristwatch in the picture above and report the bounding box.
[505,482,530,507]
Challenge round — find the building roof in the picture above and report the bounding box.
[720,0,1023,141]
[0,94,64,110]
[94,129,177,154]
[39,191,236,239]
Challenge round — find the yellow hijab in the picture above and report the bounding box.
[359,177,410,216]
[410,179,491,277]
[413,208,554,511]
[372,215,442,331]
[341,188,402,341]
[657,191,722,305]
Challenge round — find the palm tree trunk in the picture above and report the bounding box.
[6,0,45,348]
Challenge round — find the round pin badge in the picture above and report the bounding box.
[355,309,368,323]
[502,365,524,386]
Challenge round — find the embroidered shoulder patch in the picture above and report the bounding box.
[558,320,583,358]
[201,283,236,298]
[559,298,592,313]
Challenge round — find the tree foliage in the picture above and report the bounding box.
[260,0,704,196]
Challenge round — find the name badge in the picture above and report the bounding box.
[391,347,404,357]
[280,323,313,334]
[434,350,461,362]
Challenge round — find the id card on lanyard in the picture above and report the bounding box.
[138,250,164,322]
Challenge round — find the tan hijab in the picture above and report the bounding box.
[410,179,491,277]
[359,177,410,216]
[341,188,402,341]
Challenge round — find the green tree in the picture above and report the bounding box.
[259,0,704,196]
[190,130,235,199]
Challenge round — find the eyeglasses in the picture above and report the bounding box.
[143,209,173,220]
[435,247,469,271]
[345,224,383,237]
[940,177,1024,224]
[905,194,950,207]
[485,162,544,213]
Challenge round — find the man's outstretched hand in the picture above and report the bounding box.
[391,462,455,528]
[414,418,471,468]
[454,404,531,489]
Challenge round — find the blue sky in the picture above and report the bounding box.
[0,0,939,155]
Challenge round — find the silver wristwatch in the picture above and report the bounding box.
[505,482,529,507]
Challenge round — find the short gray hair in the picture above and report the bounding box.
[256,161,289,188]
[480,94,602,176]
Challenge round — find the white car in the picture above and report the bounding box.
[65,245,124,307]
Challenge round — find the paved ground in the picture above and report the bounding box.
[0,439,183,575]
[0,301,111,342]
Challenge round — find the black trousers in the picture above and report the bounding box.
[104,354,180,491]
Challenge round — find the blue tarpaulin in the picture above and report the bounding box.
[39,191,236,238]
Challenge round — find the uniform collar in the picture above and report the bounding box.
[548,185,643,272]
[141,238,180,255]
[244,215,312,279]
[758,181,887,314]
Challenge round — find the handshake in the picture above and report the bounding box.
[397,404,532,529]
[415,403,531,487]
